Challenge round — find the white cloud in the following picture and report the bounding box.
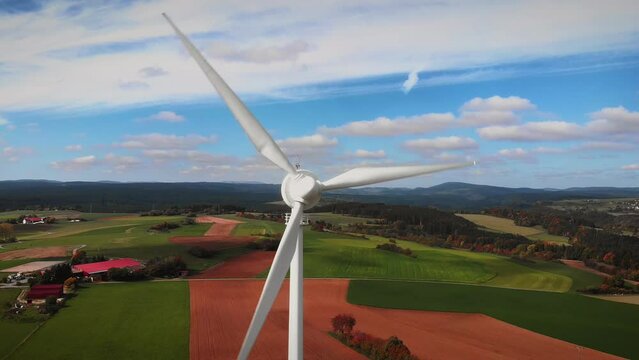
[320,113,454,136]
[402,70,419,94]
[277,133,337,155]
[50,155,97,171]
[116,133,217,149]
[104,153,141,171]
[461,96,536,112]
[498,148,529,158]
[2,1,637,110]
[65,144,83,152]
[459,110,519,126]
[209,39,310,63]
[586,106,639,135]
[404,136,478,152]
[139,66,168,78]
[1,146,33,162]
[622,164,639,171]
[458,96,535,127]
[353,149,386,159]
[533,146,566,154]
[142,149,232,164]
[478,121,585,141]
[148,111,185,123]
[576,141,635,151]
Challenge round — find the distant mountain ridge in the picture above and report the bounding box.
[0,180,638,212]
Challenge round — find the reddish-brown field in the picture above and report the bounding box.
[170,216,255,250]
[190,251,274,279]
[189,279,619,360]
[0,246,68,260]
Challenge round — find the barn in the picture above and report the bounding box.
[27,284,63,300]
[72,258,142,277]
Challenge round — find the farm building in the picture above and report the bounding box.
[73,258,141,277]
[22,217,45,224]
[27,284,63,300]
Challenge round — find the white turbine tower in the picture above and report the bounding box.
[163,13,475,360]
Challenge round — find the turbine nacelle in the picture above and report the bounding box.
[281,170,322,209]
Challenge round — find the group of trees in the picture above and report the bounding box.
[140,204,247,217]
[376,242,415,258]
[0,223,16,243]
[331,314,418,360]
[320,203,639,277]
[486,207,639,272]
[70,250,107,265]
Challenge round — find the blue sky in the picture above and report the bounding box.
[0,0,638,188]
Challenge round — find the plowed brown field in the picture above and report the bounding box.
[170,216,255,250]
[0,246,68,260]
[189,279,619,360]
[190,251,274,279]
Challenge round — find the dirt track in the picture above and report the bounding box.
[190,251,274,279]
[189,279,619,360]
[0,246,68,260]
[170,216,255,250]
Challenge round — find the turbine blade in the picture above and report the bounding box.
[162,13,296,174]
[238,202,304,360]
[321,161,475,191]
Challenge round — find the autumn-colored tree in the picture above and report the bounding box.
[331,314,356,335]
[383,336,414,360]
[0,223,16,243]
[603,251,616,265]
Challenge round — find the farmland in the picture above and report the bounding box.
[456,213,570,244]
[348,280,639,359]
[7,282,189,360]
[0,211,627,359]
[217,216,597,292]
[0,214,228,272]
[0,289,44,356]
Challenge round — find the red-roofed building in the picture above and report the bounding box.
[73,258,142,277]
[27,284,63,300]
[23,217,45,224]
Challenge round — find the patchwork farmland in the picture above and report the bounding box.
[0,211,636,359]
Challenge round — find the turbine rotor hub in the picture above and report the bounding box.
[281,170,321,209]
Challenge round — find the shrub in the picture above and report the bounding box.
[107,267,147,281]
[376,243,415,258]
[330,314,419,360]
[188,246,217,258]
[247,238,280,251]
[148,222,181,232]
[332,314,356,336]
[145,256,186,278]
[182,217,196,225]
[40,296,60,315]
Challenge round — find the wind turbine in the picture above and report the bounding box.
[163,13,475,360]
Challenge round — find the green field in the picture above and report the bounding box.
[348,280,639,359]
[457,213,570,244]
[0,289,45,356]
[0,215,235,272]
[241,217,598,292]
[8,282,189,360]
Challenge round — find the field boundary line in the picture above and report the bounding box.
[2,320,45,360]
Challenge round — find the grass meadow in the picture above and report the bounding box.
[7,282,189,360]
[0,289,43,356]
[348,280,639,359]
[456,213,570,244]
